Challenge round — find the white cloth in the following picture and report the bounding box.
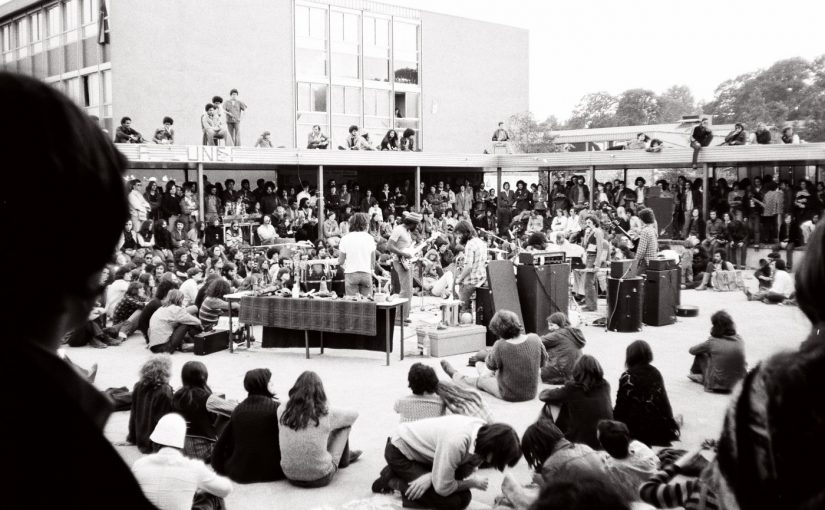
[131,448,232,510]
[179,279,199,307]
[389,224,413,251]
[770,270,794,297]
[257,224,277,243]
[105,279,129,316]
[339,231,376,274]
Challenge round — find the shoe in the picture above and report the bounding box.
[348,449,363,464]
[467,356,478,367]
[440,359,457,378]
[87,363,98,384]
[89,337,108,349]
[118,332,128,340]
[404,319,413,325]
[372,466,395,494]
[687,373,704,384]
[104,336,122,346]
[744,289,753,301]
[695,285,707,291]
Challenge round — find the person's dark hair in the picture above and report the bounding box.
[221,262,236,280]
[125,281,143,298]
[205,278,231,299]
[597,420,631,459]
[710,310,737,338]
[714,248,727,261]
[638,208,655,224]
[120,116,131,124]
[162,116,173,125]
[229,88,238,95]
[635,177,646,186]
[529,475,631,510]
[348,125,359,134]
[474,423,522,471]
[453,220,477,245]
[403,128,415,138]
[280,371,329,430]
[139,354,172,388]
[212,95,223,104]
[154,279,178,300]
[521,419,565,471]
[570,355,605,392]
[243,368,274,398]
[2,73,130,341]
[774,259,787,271]
[115,266,131,280]
[407,363,439,395]
[205,103,216,112]
[173,360,212,411]
[625,339,653,369]
[349,212,369,232]
[547,312,570,329]
[489,310,523,340]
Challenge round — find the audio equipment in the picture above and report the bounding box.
[485,259,524,323]
[518,251,566,266]
[611,259,635,279]
[194,329,229,356]
[676,304,699,317]
[643,269,679,326]
[475,287,497,345]
[606,277,643,332]
[516,263,571,335]
[648,258,677,271]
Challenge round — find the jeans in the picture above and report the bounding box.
[150,323,200,353]
[345,271,373,297]
[582,252,598,311]
[392,261,413,320]
[761,215,777,243]
[748,213,761,244]
[227,122,241,146]
[383,441,473,510]
[690,141,703,166]
[727,242,746,268]
[204,129,228,146]
[457,283,477,313]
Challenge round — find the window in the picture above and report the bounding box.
[64,0,78,43]
[16,17,29,47]
[65,76,81,104]
[30,13,41,41]
[298,82,328,113]
[296,47,327,78]
[295,4,326,40]
[47,6,60,48]
[393,21,419,85]
[363,15,389,82]
[101,69,112,117]
[81,0,98,38]
[295,4,328,79]
[364,88,390,118]
[331,85,361,115]
[332,52,358,80]
[330,10,359,80]
[1,24,11,62]
[364,16,388,47]
[82,72,99,106]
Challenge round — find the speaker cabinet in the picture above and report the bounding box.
[643,269,680,326]
[606,277,643,332]
[516,263,571,335]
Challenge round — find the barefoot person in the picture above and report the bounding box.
[386,211,423,322]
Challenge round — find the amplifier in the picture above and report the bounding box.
[194,329,229,356]
[648,258,676,271]
[606,277,643,332]
[610,259,635,279]
[519,251,566,266]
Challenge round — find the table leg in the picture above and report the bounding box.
[228,304,234,354]
[399,304,404,361]
[320,331,324,354]
[305,330,310,359]
[385,308,391,366]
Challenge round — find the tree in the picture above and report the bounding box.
[658,85,697,122]
[615,88,660,126]
[507,111,562,153]
[567,92,618,129]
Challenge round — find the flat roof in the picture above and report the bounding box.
[118,143,825,172]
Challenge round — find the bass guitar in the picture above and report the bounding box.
[393,232,440,270]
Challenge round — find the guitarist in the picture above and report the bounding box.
[387,211,423,323]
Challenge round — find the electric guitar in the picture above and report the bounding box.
[393,232,440,270]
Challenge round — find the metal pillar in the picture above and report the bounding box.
[496,167,502,193]
[317,165,325,240]
[184,167,190,184]
[414,166,421,211]
[588,165,596,209]
[623,168,628,185]
[702,163,709,220]
[197,163,205,221]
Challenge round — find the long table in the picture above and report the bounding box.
[230,294,407,365]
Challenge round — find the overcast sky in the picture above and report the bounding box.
[383,0,825,121]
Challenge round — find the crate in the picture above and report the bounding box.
[194,329,229,356]
[427,325,487,357]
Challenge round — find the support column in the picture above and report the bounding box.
[623,168,628,185]
[702,163,709,220]
[496,167,502,194]
[184,167,190,184]
[317,165,325,241]
[197,163,205,221]
[415,166,421,211]
[588,165,596,209]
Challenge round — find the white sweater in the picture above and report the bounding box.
[132,448,232,510]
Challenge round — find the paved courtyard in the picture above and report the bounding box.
[69,276,810,510]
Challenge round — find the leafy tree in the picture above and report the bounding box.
[507,111,562,153]
[658,85,698,122]
[615,88,660,126]
[567,92,618,129]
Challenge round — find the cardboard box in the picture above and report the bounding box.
[427,325,487,357]
[194,329,229,356]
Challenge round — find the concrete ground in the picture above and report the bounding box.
[69,274,810,510]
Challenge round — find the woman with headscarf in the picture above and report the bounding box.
[212,368,285,483]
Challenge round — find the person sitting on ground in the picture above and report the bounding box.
[613,340,680,447]
[198,278,238,332]
[372,415,521,510]
[441,310,547,402]
[754,257,773,290]
[131,413,233,510]
[722,123,747,146]
[172,361,236,462]
[639,444,719,510]
[148,289,202,353]
[278,371,362,488]
[341,125,373,150]
[106,265,134,317]
[748,122,772,144]
[152,116,175,144]
[380,129,400,151]
[394,363,446,423]
[107,281,148,342]
[745,258,794,304]
[528,474,634,510]
[540,312,586,385]
[212,368,285,484]
[127,354,174,454]
[255,130,273,148]
[688,310,747,393]
[695,249,735,291]
[435,380,494,423]
[539,355,614,449]
[596,419,660,502]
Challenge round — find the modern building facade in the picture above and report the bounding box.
[0,0,529,152]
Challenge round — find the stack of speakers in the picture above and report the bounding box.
[517,262,570,336]
[643,259,680,327]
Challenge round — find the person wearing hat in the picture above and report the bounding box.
[132,413,233,509]
[387,211,423,322]
[255,130,273,148]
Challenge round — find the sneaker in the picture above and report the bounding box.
[118,332,128,340]
[104,336,122,346]
[89,337,108,349]
[372,466,395,494]
[348,449,363,464]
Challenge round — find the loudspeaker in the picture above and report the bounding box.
[194,329,229,355]
[475,287,497,346]
[517,263,571,335]
[611,259,635,279]
[646,196,675,235]
[485,260,524,326]
[648,258,677,271]
[606,277,643,332]
[643,269,679,326]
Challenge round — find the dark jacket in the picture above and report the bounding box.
[212,395,285,483]
[689,335,747,392]
[540,380,613,449]
[723,129,746,145]
[540,327,586,384]
[160,193,182,218]
[204,225,224,248]
[172,387,217,440]
[613,364,680,447]
[137,298,163,340]
[127,379,174,453]
[692,125,714,147]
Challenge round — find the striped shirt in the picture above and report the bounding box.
[634,224,658,264]
[639,463,719,510]
[461,237,488,286]
[393,394,446,423]
[199,297,229,331]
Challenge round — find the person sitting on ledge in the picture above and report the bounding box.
[441,310,547,402]
[694,249,735,291]
[745,258,794,304]
[688,310,747,393]
[394,363,446,423]
[540,312,586,385]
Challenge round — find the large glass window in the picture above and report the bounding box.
[30,12,43,53]
[393,21,419,85]
[47,5,60,48]
[363,15,389,82]
[81,0,98,38]
[1,24,11,63]
[101,68,112,118]
[64,0,79,43]
[364,88,390,118]
[295,4,328,79]
[65,76,81,104]
[298,82,328,113]
[330,10,359,80]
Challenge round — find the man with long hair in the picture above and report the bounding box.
[387,211,423,322]
[453,220,488,312]
[338,212,377,297]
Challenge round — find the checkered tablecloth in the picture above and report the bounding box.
[239,296,377,336]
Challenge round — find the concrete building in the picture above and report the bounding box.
[0,0,529,152]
